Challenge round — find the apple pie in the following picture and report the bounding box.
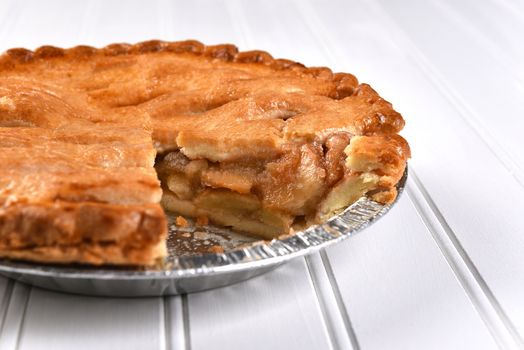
[0,40,410,266]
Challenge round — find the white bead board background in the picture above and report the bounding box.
[0,0,523,349]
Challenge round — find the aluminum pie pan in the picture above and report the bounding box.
[0,168,407,297]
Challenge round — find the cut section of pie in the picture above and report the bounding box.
[0,40,410,266]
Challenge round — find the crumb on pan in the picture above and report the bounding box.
[175,216,189,227]
[208,245,224,253]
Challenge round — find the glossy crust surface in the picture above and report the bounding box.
[0,40,409,265]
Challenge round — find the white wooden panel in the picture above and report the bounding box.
[326,196,498,350]
[81,0,166,46]
[0,0,169,50]
[498,0,524,20]
[303,0,524,340]
[225,0,329,66]
[187,259,332,350]
[169,0,243,45]
[438,0,524,65]
[373,0,524,178]
[0,0,88,50]
[17,288,164,350]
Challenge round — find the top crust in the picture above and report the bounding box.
[0,39,409,264]
[0,40,354,89]
[0,40,405,162]
[0,40,355,91]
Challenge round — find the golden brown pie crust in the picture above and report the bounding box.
[0,40,410,265]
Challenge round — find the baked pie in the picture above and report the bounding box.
[0,40,410,266]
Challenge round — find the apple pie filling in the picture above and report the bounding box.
[155,133,406,239]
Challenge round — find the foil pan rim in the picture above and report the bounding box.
[0,168,407,280]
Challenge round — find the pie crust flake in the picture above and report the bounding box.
[0,40,410,266]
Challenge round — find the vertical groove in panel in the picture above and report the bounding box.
[319,252,361,350]
[0,283,31,350]
[304,256,335,350]
[406,170,523,349]
[305,254,356,350]
[164,296,186,350]
[162,296,170,350]
[164,296,188,350]
[0,279,14,336]
[182,295,191,350]
[14,287,31,350]
[164,296,189,350]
